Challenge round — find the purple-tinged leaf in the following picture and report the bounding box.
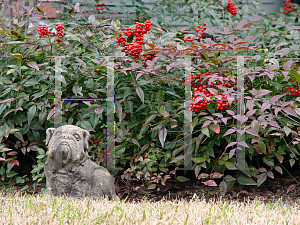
[258,115,267,121]
[221,118,228,125]
[251,88,257,96]
[198,173,209,179]
[145,114,156,124]
[282,101,294,107]
[268,121,281,129]
[261,103,271,112]
[238,141,249,148]
[270,94,285,103]
[251,136,259,144]
[223,128,237,137]
[226,110,235,116]
[246,128,259,137]
[258,167,267,173]
[229,149,235,159]
[213,113,223,118]
[274,107,281,116]
[282,107,298,117]
[166,65,173,72]
[269,133,283,136]
[210,172,223,179]
[202,120,212,128]
[287,184,296,193]
[246,109,257,117]
[233,115,248,124]
[0,98,15,103]
[283,59,292,71]
[224,175,236,181]
[207,88,218,95]
[274,166,283,175]
[202,180,217,187]
[257,173,267,187]
[246,99,255,109]
[256,89,272,98]
[170,155,185,163]
[204,116,213,120]
[282,71,289,78]
[269,64,278,71]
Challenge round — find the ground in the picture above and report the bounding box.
[1,174,300,206]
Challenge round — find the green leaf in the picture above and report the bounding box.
[37,7,44,15]
[222,0,228,8]
[27,62,39,71]
[237,175,257,185]
[148,184,156,189]
[258,140,267,154]
[263,156,274,167]
[274,166,283,175]
[158,128,167,147]
[116,101,122,122]
[27,105,36,126]
[191,157,206,164]
[224,162,236,169]
[176,176,190,182]
[289,159,295,167]
[38,148,45,155]
[257,173,267,187]
[14,132,24,143]
[145,114,156,124]
[11,53,22,59]
[136,86,144,103]
[207,148,214,157]
[224,175,236,181]
[202,127,210,137]
[68,8,75,15]
[219,180,227,197]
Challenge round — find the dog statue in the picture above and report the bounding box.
[44,125,119,200]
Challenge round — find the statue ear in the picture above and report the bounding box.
[82,130,90,152]
[45,128,56,145]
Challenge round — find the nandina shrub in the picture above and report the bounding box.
[0,0,300,196]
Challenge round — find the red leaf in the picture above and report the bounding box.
[202,180,217,186]
[14,160,19,166]
[287,184,296,193]
[7,151,17,156]
[212,124,220,134]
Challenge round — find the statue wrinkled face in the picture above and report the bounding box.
[45,125,90,171]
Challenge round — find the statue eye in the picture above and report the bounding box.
[74,134,81,141]
[54,131,61,136]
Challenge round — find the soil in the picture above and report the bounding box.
[1,175,300,206]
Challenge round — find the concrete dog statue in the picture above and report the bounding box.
[44,125,119,200]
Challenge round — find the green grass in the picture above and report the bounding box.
[0,193,300,224]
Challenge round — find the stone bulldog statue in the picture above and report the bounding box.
[44,125,119,200]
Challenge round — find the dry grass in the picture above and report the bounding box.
[0,193,300,225]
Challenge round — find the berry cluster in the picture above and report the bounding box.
[219,0,238,16]
[282,0,294,14]
[118,20,153,59]
[38,25,55,38]
[142,54,154,67]
[116,34,126,46]
[217,96,229,111]
[55,23,64,43]
[184,23,207,44]
[189,72,233,112]
[96,2,105,10]
[286,80,300,97]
